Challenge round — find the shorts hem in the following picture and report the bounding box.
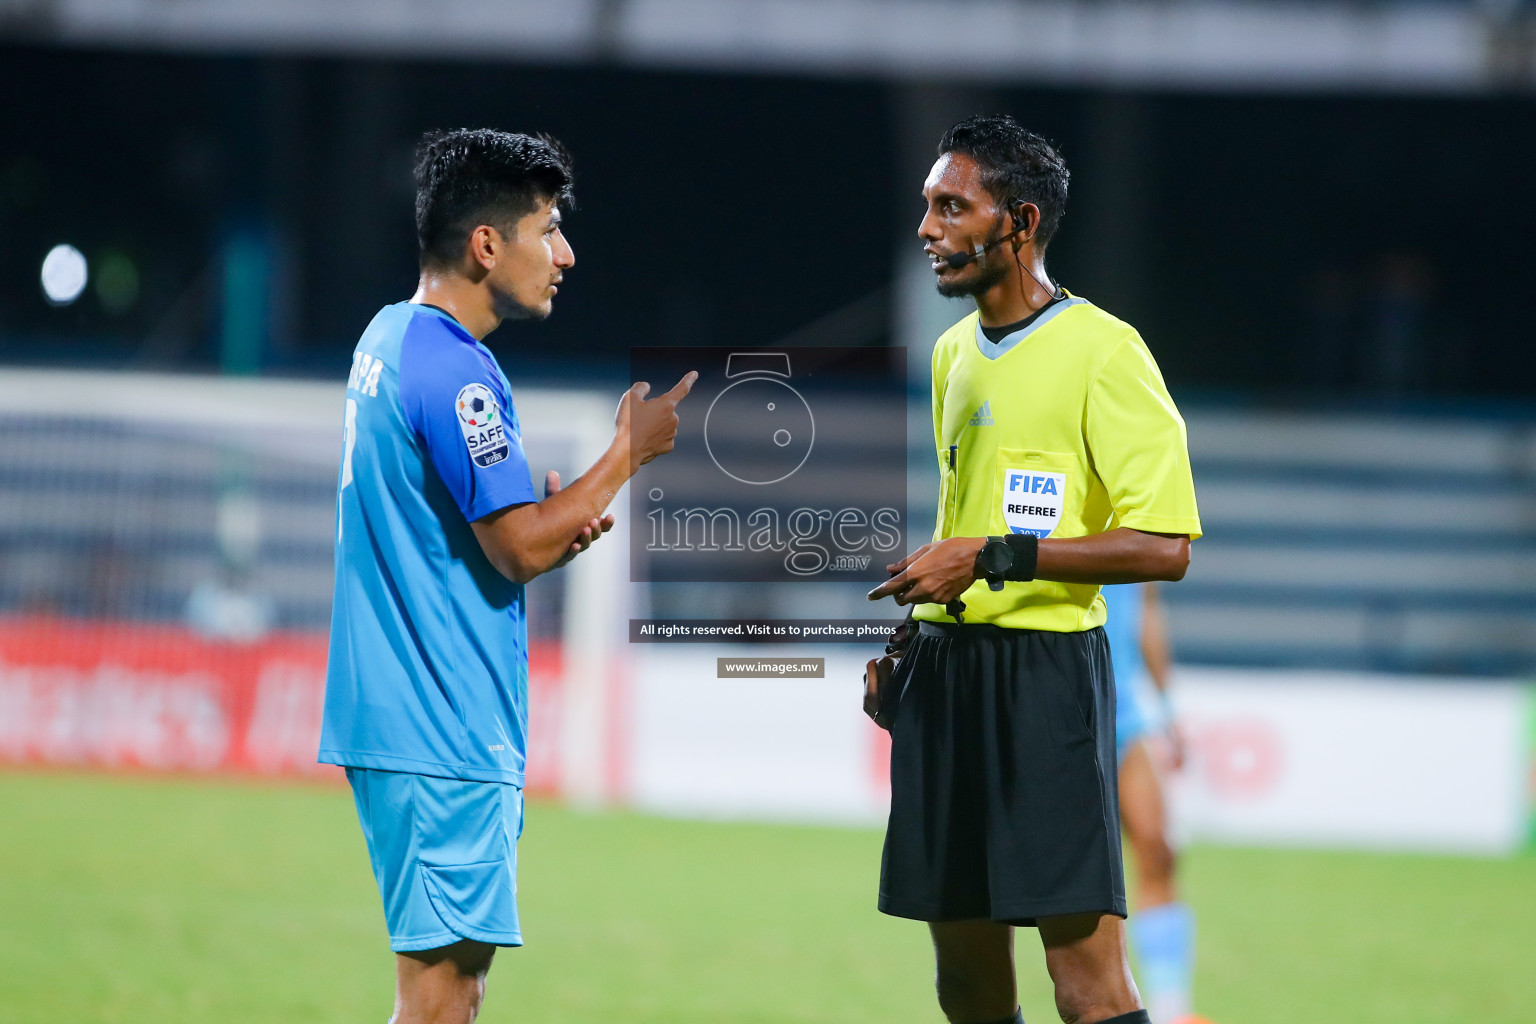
[389,929,467,953]
[322,751,525,787]
[1116,726,1152,761]
[389,927,524,953]
[878,893,1128,926]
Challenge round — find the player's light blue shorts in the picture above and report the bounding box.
[1114,670,1160,762]
[346,767,524,952]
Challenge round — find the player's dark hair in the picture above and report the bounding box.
[413,128,575,269]
[939,115,1069,251]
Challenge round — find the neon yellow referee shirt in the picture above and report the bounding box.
[914,294,1201,632]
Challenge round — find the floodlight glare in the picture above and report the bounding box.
[41,244,88,306]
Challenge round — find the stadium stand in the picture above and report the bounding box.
[1171,409,1536,676]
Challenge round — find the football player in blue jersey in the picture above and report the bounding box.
[1103,583,1206,1024]
[320,128,695,1024]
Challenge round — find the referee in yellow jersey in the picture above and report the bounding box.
[867,115,1201,1024]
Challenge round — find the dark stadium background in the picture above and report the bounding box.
[4,45,1534,401]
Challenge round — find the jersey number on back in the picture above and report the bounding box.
[338,398,358,544]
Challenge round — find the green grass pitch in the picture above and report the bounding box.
[1,771,1532,1023]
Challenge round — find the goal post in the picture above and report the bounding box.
[0,366,628,798]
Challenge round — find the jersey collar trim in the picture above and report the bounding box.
[405,301,477,343]
[973,296,1087,361]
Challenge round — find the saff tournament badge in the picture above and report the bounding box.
[1001,467,1065,538]
[456,383,510,467]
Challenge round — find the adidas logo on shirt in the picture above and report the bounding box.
[969,401,994,427]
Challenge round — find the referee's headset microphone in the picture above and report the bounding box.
[943,199,1065,302]
[941,229,1023,269]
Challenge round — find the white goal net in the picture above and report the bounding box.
[0,368,627,801]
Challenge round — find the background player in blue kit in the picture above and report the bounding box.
[320,129,695,1024]
[1103,583,1206,1024]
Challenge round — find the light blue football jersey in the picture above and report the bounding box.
[1102,583,1145,688]
[1103,582,1154,755]
[320,302,539,785]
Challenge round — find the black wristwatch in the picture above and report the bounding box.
[974,536,1014,592]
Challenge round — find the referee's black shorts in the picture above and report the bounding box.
[878,620,1127,927]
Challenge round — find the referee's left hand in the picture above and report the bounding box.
[866,537,985,606]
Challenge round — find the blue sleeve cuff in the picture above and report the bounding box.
[464,485,538,524]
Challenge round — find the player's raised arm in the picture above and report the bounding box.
[470,371,696,583]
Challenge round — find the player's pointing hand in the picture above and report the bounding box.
[663,371,698,400]
[618,370,698,473]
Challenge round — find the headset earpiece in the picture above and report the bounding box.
[1001,197,1065,303]
[1008,198,1033,243]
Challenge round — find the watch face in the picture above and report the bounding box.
[979,540,1013,576]
[703,376,815,485]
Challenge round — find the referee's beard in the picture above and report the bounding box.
[935,251,1010,299]
[936,210,1014,299]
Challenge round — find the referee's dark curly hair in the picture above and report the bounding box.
[413,129,575,269]
[938,115,1069,252]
